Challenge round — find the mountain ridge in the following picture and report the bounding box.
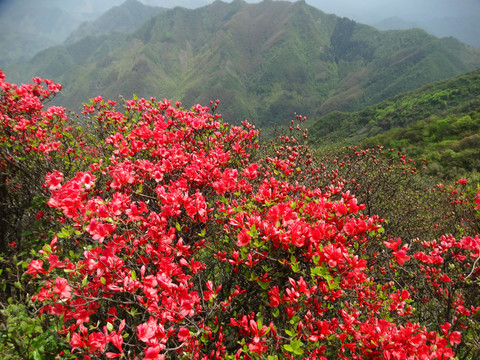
[5,0,480,126]
[65,0,166,44]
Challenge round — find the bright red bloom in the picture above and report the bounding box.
[236,228,251,247]
[53,277,71,299]
[45,170,64,190]
[178,327,190,342]
[26,260,47,278]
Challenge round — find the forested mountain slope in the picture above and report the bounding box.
[5,0,480,126]
[309,68,480,177]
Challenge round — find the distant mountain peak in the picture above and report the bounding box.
[6,0,480,127]
[64,0,165,44]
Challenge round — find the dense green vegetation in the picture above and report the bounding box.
[309,68,480,178]
[5,0,480,126]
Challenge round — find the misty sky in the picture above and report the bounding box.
[1,0,479,48]
[305,0,480,23]
[1,0,479,26]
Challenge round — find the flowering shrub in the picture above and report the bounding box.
[1,70,479,359]
[312,146,480,241]
[0,68,99,255]
[0,69,103,359]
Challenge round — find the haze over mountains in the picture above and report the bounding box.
[308,0,480,49]
[0,0,133,66]
[64,0,166,44]
[1,0,479,67]
[4,0,480,128]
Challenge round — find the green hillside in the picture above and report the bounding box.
[308,68,480,178]
[5,0,480,126]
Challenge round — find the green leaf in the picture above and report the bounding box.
[258,280,270,290]
[107,322,114,332]
[32,349,44,360]
[289,315,301,325]
[272,308,279,318]
[247,224,258,239]
[290,339,304,355]
[131,269,137,281]
[42,244,52,254]
[290,255,300,273]
[310,266,323,276]
[329,277,341,290]
[291,261,300,273]
[57,227,72,239]
[284,339,305,355]
[100,277,106,285]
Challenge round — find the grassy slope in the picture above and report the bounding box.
[309,68,480,177]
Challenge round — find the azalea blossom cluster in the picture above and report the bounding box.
[0,69,94,257]
[1,69,479,359]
